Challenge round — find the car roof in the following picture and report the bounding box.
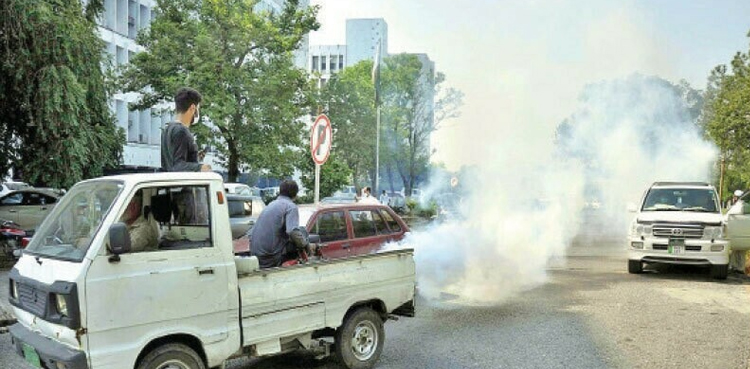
[298,202,391,211]
[3,189,60,198]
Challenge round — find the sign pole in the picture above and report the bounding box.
[315,164,321,205]
[375,105,380,195]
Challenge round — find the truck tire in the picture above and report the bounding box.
[137,343,206,369]
[710,264,728,280]
[628,260,643,274]
[334,307,385,369]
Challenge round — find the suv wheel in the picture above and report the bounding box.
[628,260,643,274]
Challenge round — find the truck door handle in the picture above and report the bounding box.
[197,268,214,275]
[342,243,351,249]
[40,207,47,211]
[8,209,16,213]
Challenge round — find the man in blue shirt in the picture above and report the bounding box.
[250,180,308,268]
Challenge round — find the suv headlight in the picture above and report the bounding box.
[704,226,723,239]
[55,294,68,317]
[631,223,652,236]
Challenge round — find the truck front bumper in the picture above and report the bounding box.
[627,237,729,266]
[10,323,88,369]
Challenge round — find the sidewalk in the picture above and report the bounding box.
[0,269,16,328]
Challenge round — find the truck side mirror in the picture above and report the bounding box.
[109,222,131,256]
[308,234,321,244]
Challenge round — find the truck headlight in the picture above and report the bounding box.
[55,294,68,317]
[631,224,652,236]
[704,226,723,239]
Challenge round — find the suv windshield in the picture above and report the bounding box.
[25,181,123,262]
[641,188,719,212]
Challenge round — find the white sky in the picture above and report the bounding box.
[310,0,750,170]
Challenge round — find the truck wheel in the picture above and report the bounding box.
[628,260,643,274]
[137,343,206,369]
[710,264,728,280]
[334,307,385,369]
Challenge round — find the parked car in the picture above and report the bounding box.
[0,181,31,197]
[234,203,410,259]
[0,189,59,231]
[320,194,357,204]
[225,183,261,197]
[227,194,266,239]
[387,192,407,214]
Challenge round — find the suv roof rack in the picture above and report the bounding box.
[651,181,711,187]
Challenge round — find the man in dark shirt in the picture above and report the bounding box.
[250,180,308,268]
[161,87,212,172]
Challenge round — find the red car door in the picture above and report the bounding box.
[348,208,392,256]
[308,210,351,259]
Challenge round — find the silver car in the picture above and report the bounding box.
[0,189,59,231]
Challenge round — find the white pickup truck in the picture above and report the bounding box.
[627,181,750,279]
[7,173,416,369]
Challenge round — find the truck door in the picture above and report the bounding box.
[84,184,233,368]
[727,200,750,251]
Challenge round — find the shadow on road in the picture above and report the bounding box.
[638,264,750,284]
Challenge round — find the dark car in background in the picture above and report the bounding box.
[227,194,266,239]
[233,203,410,259]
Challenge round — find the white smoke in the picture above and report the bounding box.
[392,74,717,305]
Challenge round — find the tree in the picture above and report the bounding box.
[381,54,463,195]
[702,31,750,196]
[319,61,377,187]
[297,152,352,203]
[122,0,319,181]
[0,0,124,188]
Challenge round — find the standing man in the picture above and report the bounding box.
[250,180,309,268]
[161,87,211,172]
[379,190,389,205]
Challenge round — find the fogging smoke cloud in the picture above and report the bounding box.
[399,74,717,305]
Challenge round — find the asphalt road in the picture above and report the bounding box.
[2,215,750,369]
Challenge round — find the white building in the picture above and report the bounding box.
[308,44,347,88]
[96,0,309,170]
[345,18,387,67]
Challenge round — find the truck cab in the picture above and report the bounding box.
[8,173,415,369]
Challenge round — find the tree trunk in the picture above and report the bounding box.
[227,139,239,182]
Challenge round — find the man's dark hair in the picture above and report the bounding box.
[279,180,299,199]
[174,88,202,113]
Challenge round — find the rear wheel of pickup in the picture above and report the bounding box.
[137,343,206,369]
[710,264,728,280]
[628,260,643,274]
[334,307,385,369]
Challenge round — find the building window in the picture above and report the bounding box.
[339,55,344,70]
[330,55,337,71]
[116,46,127,66]
[312,56,319,71]
[321,56,326,71]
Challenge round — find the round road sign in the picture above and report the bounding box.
[310,114,333,165]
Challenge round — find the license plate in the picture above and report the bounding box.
[22,343,42,368]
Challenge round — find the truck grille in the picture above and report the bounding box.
[652,224,704,239]
[17,283,48,317]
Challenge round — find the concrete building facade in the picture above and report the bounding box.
[345,18,387,67]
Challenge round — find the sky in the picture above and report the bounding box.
[309,0,750,171]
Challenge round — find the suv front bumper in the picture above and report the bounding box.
[627,237,729,266]
[10,323,88,369]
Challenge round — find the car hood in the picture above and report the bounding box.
[637,211,723,224]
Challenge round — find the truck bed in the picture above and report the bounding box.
[236,249,415,348]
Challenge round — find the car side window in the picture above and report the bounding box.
[372,210,390,235]
[148,186,213,251]
[349,210,377,238]
[379,209,402,233]
[227,199,251,218]
[0,193,22,205]
[23,193,44,205]
[314,211,348,242]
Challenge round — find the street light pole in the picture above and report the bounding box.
[375,105,380,195]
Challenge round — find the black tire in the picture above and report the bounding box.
[334,307,385,369]
[137,343,206,369]
[628,260,643,274]
[710,264,728,280]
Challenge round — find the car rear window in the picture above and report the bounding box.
[372,210,390,234]
[350,210,377,238]
[313,211,348,242]
[379,209,402,233]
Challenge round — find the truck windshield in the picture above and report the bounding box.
[25,181,123,262]
[641,188,719,212]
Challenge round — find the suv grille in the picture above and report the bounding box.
[652,224,704,239]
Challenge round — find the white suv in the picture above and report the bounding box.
[628,182,729,279]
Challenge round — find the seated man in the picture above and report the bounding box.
[249,180,309,268]
[120,190,159,252]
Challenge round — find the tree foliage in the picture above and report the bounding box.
[0,0,123,188]
[297,152,352,203]
[703,31,750,194]
[122,0,319,181]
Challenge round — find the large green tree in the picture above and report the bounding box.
[703,31,750,195]
[0,0,123,188]
[122,0,319,181]
[297,152,352,202]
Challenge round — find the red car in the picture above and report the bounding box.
[233,203,410,259]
